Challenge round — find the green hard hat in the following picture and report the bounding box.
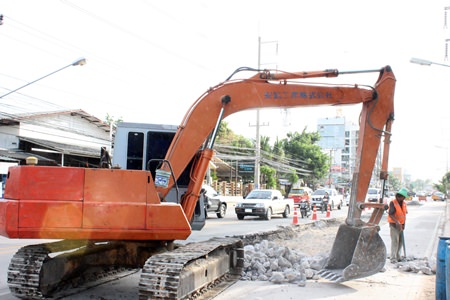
[397,188,409,198]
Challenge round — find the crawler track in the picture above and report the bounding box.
[7,239,167,299]
[139,237,244,299]
[7,238,244,300]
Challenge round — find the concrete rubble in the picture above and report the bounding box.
[236,219,435,288]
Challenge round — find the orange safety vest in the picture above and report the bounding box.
[387,199,407,224]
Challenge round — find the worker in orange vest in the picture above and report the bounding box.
[387,188,408,263]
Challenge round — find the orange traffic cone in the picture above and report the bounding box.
[326,204,331,218]
[311,205,317,221]
[292,206,299,225]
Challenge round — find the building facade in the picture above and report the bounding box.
[317,115,382,189]
[0,109,111,168]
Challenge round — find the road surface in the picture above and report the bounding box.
[0,199,443,299]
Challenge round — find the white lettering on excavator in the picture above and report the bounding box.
[264,91,333,100]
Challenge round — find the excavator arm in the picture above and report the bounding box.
[157,66,396,226]
[155,66,395,284]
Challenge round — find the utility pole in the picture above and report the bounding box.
[253,36,277,188]
[328,148,335,188]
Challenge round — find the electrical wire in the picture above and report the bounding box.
[214,143,313,177]
[60,0,210,71]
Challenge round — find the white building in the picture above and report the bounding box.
[317,115,382,189]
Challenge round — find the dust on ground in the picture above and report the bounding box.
[279,221,338,256]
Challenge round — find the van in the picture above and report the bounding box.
[365,188,382,203]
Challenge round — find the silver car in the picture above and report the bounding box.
[201,185,227,218]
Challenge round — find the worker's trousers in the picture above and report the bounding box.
[389,222,404,261]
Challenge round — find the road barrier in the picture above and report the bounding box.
[292,207,299,225]
[311,205,317,221]
[436,236,450,299]
[326,204,331,218]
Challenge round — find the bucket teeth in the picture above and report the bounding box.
[318,269,344,282]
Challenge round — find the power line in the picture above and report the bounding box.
[61,0,210,71]
[214,143,312,177]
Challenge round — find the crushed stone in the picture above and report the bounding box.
[234,218,435,286]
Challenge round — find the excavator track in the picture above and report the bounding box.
[8,244,49,299]
[139,237,244,299]
[7,239,170,299]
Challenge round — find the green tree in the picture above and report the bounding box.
[261,165,277,188]
[281,128,329,184]
[272,137,285,160]
[434,171,450,195]
[217,121,233,142]
[260,135,271,153]
[387,172,402,191]
[287,171,299,185]
[104,114,123,138]
[217,121,253,148]
[104,113,123,126]
[232,136,254,148]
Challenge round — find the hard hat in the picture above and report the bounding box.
[396,188,409,198]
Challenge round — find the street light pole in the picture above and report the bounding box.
[0,57,87,99]
[412,57,450,195]
[410,57,450,67]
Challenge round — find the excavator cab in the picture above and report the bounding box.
[113,122,207,230]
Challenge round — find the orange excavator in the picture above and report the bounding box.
[0,65,396,299]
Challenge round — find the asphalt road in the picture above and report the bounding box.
[0,199,444,299]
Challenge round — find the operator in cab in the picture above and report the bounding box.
[387,188,408,263]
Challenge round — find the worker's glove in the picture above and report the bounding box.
[395,223,403,231]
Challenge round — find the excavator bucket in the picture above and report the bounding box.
[318,223,386,282]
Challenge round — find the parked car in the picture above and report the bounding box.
[345,192,350,206]
[365,188,382,203]
[287,186,313,207]
[311,188,343,210]
[406,191,415,200]
[386,191,396,203]
[235,189,294,220]
[432,191,446,201]
[416,191,427,201]
[201,185,227,218]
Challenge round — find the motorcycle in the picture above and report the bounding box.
[321,199,330,213]
[299,199,311,218]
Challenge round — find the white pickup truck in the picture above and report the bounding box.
[234,189,294,220]
[311,188,344,211]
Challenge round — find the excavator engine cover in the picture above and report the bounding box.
[319,223,386,282]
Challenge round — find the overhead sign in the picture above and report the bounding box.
[238,162,254,174]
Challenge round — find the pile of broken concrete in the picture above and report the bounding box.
[238,223,435,287]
